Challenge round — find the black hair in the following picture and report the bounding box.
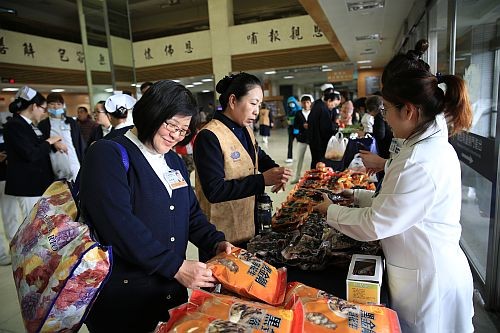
[78,106,89,113]
[9,90,46,114]
[215,72,262,110]
[382,39,471,136]
[140,81,154,92]
[365,95,384,113]
[46,92,64,104]
[353,97,366,109]
[325,92,341,101]
[133,80,198,147]
[301,95,312,102]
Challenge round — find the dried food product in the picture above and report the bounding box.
[284,283,401,333]
[207,247,287,305]
[188,290,303,333]
[155,303,253,333]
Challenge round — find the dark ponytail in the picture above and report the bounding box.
[8,90,46,114]
[382,39,472,137]
[216,72,262,110]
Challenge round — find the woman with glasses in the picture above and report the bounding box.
[4,86,63,242]
[86,101,111,147]
[193,72,292,261]
[315,40,474,332]
[79,80,232,333]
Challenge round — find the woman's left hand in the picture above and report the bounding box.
[215,241,234,255]
[313,193,333,215]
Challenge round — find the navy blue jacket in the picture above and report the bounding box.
[308,99,339,152]
[193,112,278,203]
[103,125,134,140]
[79,135,225,280]
[293,110,310,144]
[4,115,54,196]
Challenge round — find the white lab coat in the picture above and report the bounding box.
[326,117,474,333]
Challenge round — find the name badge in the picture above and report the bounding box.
[164,170,188,190]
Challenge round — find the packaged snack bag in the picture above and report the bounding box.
[190,289,303,333]
[155,303,253,332]
[285,282,401,333]
[207,247,287,305]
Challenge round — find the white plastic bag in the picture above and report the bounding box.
[325,132,348,161]
[348,153,366,172]
[49,151,73,180]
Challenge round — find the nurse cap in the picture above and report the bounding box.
[105,94,136,116]
[320,83,334,91]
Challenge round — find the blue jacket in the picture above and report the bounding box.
[79,135,225,280]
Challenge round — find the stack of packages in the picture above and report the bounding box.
[248,163,379,270]
[157,247,401,332]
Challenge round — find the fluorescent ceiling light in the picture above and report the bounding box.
[264,71,276,75]
[202,90,210,93]
[201,78,213,82]
[357,60,372,64]
[105,88,113,92]
[360,51,376,55]
[322,68,333,72]
[355,33,380,41]
[283,75,294,79]
[186,84,194,88]
[321,65,329,68]
[193,82,203,85]
[130,83,137,87]
[2,87,19,92]
[347,0,385,12]
[359,65,373,69]
[172,79,181,83]
[51,88,65,92]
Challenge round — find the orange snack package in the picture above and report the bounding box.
[155,303,254,333]
[207,247,287,305]
[190,289,303,333]
[284,282,401,333]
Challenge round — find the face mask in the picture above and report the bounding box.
[48,108,65,116]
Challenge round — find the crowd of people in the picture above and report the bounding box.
[0,39,475,333]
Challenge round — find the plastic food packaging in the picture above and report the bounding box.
[207,247,287,305]
[284,282,401,333]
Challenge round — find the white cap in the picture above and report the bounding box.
[300,94,314,102]
[320,83,334,91]
[105,94,136,114]
[16,86,37,101]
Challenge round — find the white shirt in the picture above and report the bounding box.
[49,117,80,180]
[361,113,374,133]
[301,109,310,121]
[125,130,172,197]
[326,117,473,332]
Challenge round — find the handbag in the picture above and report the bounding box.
[49,150,73,180]
[10,142,129,333]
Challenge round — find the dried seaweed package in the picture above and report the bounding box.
[189,289,303,333]
[207,247,287,305]
[155,303,253,333]
[284,282,401,333]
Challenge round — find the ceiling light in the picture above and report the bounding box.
[264,71,276,75]
[322,68,333,72]
[172,79,181,83]
[321,65,329,68]
[186,84,194,88]
[51,88,65,92]
[360,51,376,55]
[347,1,385,12]
[357,60,372,64]
[202,90,210,93]
[130,83,137,87]
[355,33,380,41]
[105,88,113,92]
[193,82,203,85]
[201,78,213,82]
[2,87,19,92]
[359,65,373,69]
[283,75,294,79]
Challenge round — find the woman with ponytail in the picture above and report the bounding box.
[315,40,474,332]
[4,86,64,239]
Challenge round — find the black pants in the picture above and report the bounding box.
[310,147,326,169]
[85,272,187,333]
[287,125,295,159]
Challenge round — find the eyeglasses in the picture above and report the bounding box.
[38,105,47,112]
[163,121,191,137]
[380,107,386,117]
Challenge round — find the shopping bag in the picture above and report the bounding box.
[49,151,73,180]
[10,180,112,333]
[325,132,348,161]
[342,134,378,169]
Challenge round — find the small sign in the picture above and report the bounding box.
[449,132,494,182]
[328,68,354,82]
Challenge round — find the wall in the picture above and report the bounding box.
[357,68,383,97]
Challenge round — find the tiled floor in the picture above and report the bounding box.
[0,127,498,332]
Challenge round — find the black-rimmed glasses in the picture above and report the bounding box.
[163,121,191,137]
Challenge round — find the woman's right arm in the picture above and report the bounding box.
[80,141,184,279]
[4,121,53,162]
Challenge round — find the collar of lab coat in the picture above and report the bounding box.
[403,113,448,148]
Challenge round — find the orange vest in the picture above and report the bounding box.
[259,108,271,126]
[195,120,258,244]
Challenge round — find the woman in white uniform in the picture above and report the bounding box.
[315,40,474,333]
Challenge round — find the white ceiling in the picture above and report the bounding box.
[318,0,416,69]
